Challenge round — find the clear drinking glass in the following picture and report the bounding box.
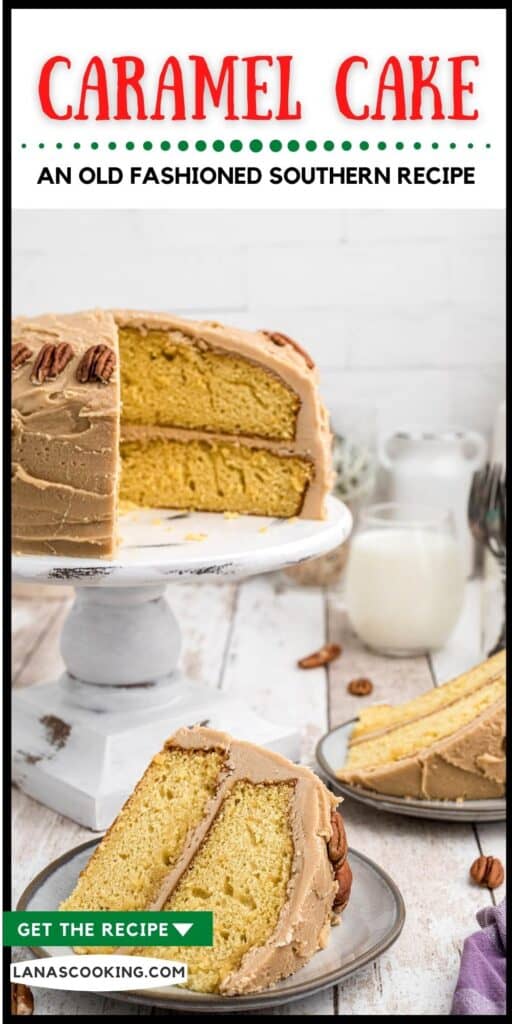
[345,503,465,656]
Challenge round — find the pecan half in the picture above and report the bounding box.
[298,643,342,669]
[328,810,348,866]
[347,677,374,696]
[470,855,504,889]
[333,858,353,912]
[11,983,34,1015]
[261,330,315,370]
[76,344,116,384]
[31,344,55,383]
[11,342,33,370]
[30,342,74,384]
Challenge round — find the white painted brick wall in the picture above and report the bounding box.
[13,209,505,440]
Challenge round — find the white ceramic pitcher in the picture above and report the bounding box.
[379,427,487,576]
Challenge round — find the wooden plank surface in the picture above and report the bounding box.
[221,575,328,762]
[10,578,506,1016]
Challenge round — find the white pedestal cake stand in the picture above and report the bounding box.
[12,497,351,831]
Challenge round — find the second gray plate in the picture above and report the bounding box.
[316,720,506,822]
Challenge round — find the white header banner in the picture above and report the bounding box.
[11,7,506,209]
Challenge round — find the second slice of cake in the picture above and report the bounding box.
[337,652,506,801]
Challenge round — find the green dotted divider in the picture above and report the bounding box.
[22,140,492,151]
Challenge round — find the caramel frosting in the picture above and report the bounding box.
[132,726,343,995]
[12,309,332,558]
[339,700,506,801]
[12,311,120,557]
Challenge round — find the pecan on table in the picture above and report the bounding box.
[470,855,504,889]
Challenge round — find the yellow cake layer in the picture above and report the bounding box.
[350,651,506,743]
[120,438,313,518]
[344,678,505,770]
[61,749,224,918]
[119,327,300,441]
[135,780,294,993]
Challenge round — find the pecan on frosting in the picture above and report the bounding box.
[328,808,348,863]
[76,344,116,384]
[261,330,315,370]
[333,859,353,911]
[327,809,352,912]
[11,341,32,370]
[30,342,74,384]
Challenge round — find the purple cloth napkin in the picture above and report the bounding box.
[452,899,506,1015]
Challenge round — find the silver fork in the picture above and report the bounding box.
[468,463,506,654]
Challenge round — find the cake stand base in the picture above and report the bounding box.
[13,675,299,830]
[12,499,351,830]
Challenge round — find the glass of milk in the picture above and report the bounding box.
[345,503,465,655]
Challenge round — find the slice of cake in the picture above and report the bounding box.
[61,726,352,995]
[338,653,506,800]
[350,649,506,743]
[12,310,332,557]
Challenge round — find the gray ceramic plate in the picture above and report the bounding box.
[17,837,405,1013]
[317,720,506,823]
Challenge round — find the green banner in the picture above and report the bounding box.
[4,911,213,947]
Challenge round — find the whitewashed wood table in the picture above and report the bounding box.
[12,575,506,1016]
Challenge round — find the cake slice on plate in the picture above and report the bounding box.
[12,310,332,557]
[350,649,505,743]
[61,726,352,995]
[338,652,506,801]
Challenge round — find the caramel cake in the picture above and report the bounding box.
[11,310,332,557]
[61,726,352,995]
[338,652,506,801]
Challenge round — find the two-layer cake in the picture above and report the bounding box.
[12,310,332,557]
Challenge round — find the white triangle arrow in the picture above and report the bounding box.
[173,922,193,937]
